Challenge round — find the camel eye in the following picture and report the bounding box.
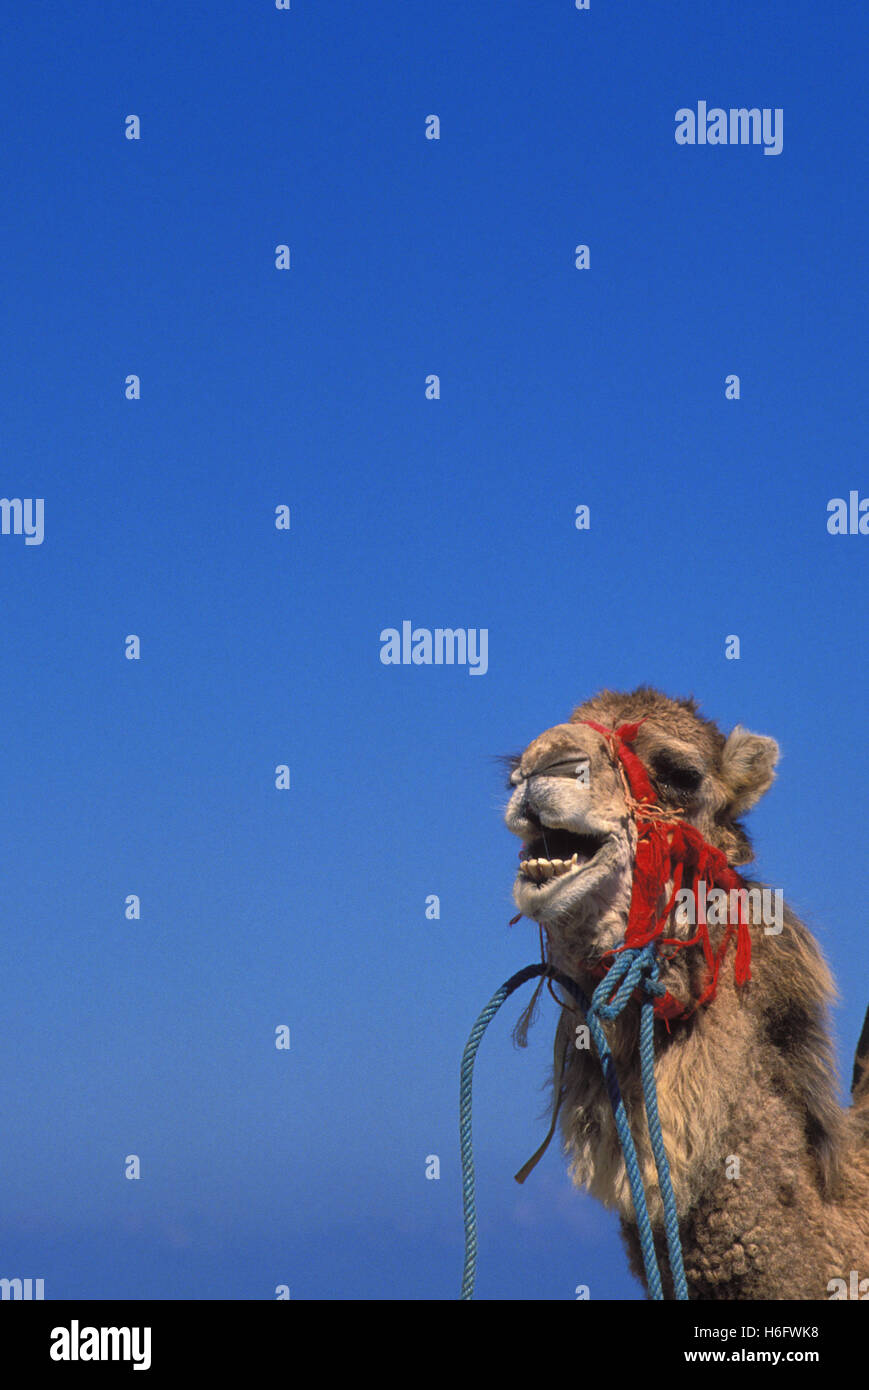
[542,759,587,778]
[651,756,703,796]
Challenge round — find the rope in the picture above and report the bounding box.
[583,943,688,1300]
[459,944,688,1300]
[460,963,548,1300]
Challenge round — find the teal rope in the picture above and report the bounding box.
[459,964,548,1300]
[459,944,688,1300]
[583,943,688,1300]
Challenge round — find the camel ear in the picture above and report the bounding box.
[720,727,779,815]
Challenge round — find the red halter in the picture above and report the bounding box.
[578,718,752,1020]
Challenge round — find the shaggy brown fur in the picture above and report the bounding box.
[507,688,869,1299]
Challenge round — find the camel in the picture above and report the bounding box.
[504,687,869,1299]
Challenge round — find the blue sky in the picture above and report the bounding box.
[0,1,866,1300]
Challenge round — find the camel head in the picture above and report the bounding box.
[504,687,779,969]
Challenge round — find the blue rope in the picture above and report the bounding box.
[459,944,688,1300]
[583,943,688,1300]
[460,964,549,1301]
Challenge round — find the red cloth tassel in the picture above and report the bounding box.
[575,719,753,1019]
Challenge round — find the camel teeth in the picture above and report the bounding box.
[520,854,587,884]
